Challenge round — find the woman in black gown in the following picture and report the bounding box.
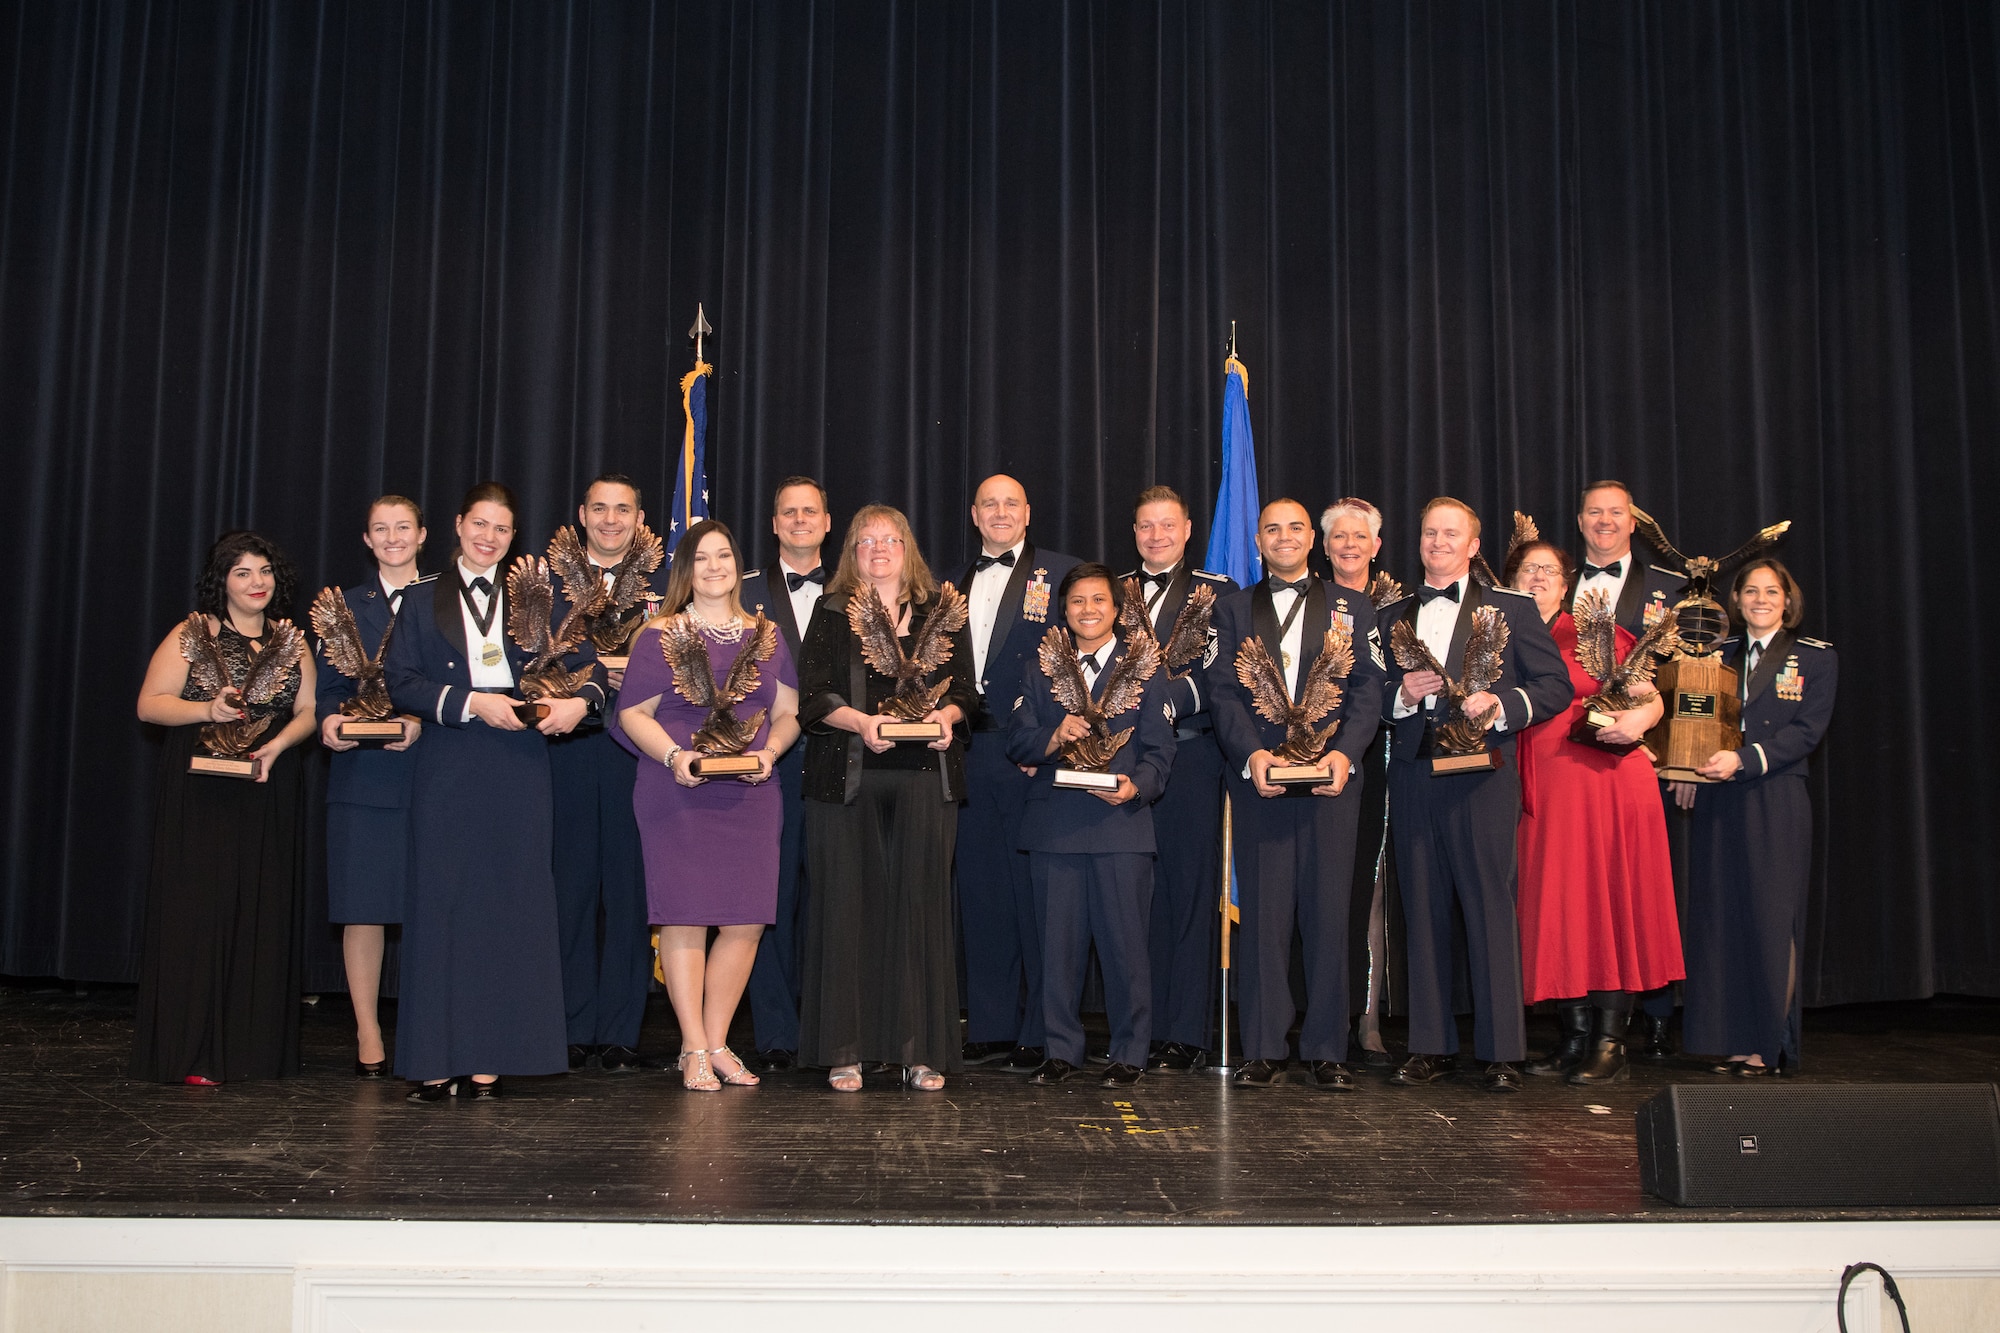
[133,531,318,1084]
[796,505,975,1091]
[384,482,602,1100]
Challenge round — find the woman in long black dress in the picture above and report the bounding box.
[1671,559,1837,1075]
[384,482,603,1100]
[134,531,318,1084]
[797,505,975,1092]
[316,495,426,1077]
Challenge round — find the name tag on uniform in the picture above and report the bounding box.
[1023,568,1051,623]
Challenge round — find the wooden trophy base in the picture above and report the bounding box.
[1053,768,1120,792]
[880,720,945,743]
[1267,762,1332,788]
[692,753,763,780]
[189,753,261,780]
[1430,749,1502,776]
[596,655,629,672]
[514,701,551,725]
[1644,655,1741,781]
[1568,709,1655,761]
[338,718,409,746]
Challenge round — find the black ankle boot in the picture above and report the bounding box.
[1567,1007,1630,1085]
[1526,1000,1591,1076]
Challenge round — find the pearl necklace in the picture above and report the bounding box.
[686,606,746,644]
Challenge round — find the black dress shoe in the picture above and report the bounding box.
[1708,1058,1750,1075]
[1388,1053,1454,1086]
[1027,1058,1080,1085]
[1481,1062,1524,1093]
[1002,1045,1045,1072]
[961,1040,1014,1065]
[1100,1062,1143,1087]
[1146,1041,1210,1072]
[598,1045,643,1072]
[405,1079,454,1103]
[1308,1061,1356,1091]
[1232,1059,1285,1086]
[465,1076,502,1099]
[567,1044,594,1071]
[753,1048,797,1072]
[354,1059,387,1079]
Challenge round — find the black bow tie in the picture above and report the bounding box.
[974,550,1017,572]
[786,567,826,592]
[1418,583,1460,605]
[1142,570,1172,591]
[388,588,405,611]
[1081,654,1103,676]
[469,577,492,597]
[1582,560,1622,579]
[1268,576,1311,596]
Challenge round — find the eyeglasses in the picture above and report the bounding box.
[855,536,905,550]
[1516,562,1564,578]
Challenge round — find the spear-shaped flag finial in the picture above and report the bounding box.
[689,302,713,364]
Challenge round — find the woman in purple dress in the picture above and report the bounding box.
[616,520,800,1091]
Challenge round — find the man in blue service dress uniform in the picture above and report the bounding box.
[547,475,669,1071]
[1571,479,1688,1060]
[1007,564,1178,1088]
[1120,486,1235,1072]
[737,476,833,1071]
[955,474,1079,1071]
[1206,499,1386,1090]
[1378,496,1573,1094]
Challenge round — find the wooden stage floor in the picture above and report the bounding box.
[3,981,1995,1227]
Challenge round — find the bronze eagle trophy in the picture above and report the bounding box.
[1365,570,1404,609]
[847,582,969,741]
[659,612,778,777]
[1038,624,1160,788]
[1117,578,1217,681]
[1629,506,1790,658]
[1233,617,1355,784]
[181,612,305,778]
[544,524,665,663]
[309,587,408,743]
[1568,587,1681,756]
[1389,605,1511,773]
[1471,511,1539,590]
[506,553,609,721]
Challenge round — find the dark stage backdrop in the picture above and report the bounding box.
[2,1,1995,1002]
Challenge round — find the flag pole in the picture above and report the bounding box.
[1216,791,1234,1075]
[689,302,712,364]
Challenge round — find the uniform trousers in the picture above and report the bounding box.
[1228,773,1365,1064]
[746,745,809,1052]
[957,729,1041,1046]
[1147,731,1224,1049]
[1032,851,1154,1068]
[1387,757,1527,1062]
[548,732,650,1049]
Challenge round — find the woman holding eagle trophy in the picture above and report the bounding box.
[613,518,800,1093]
[795,506,975,1092]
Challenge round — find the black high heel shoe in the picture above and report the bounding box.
[406,1077,456,1103]
[465,1076,503,1099]
[354,1059,388,1079]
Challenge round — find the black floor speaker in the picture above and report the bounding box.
[1636,1083,2000,1207]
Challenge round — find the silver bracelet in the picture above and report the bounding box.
[662,742,680,767]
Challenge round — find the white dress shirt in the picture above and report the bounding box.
[779,558,827,635]
[458,558,513,722]
[1270,582,1308,699]
[968,539,1025,684]
[1393,575,1471,721]
[1573,547,1633,616]
[1140,563,1202,713]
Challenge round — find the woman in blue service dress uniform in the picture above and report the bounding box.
[1669,559,1837,1077]
[316,495,426,1077]
[385,482,605,1101]
[133,531,319,1084]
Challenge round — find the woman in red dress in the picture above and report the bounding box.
[1506,540,1683,1085]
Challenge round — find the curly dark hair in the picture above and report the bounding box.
[196,530,298,619]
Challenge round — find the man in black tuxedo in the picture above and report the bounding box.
[955,474,1079,1070]
[1379,496,1573,1093]
[738,475,833,1070]
[1121,486,1236,1072]
[548,474,669,1072]
[1572,478,1688,1059]
[1206,499,1386,1090]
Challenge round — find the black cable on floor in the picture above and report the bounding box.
[1838,1262,1911,1333]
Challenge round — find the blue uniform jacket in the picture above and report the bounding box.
[1115,564,1236,728]
[1206,578,1387,774]
[959,541,1080,727]
[385,564,606,726]
[1006,634,1177,855]
[1718,630,1837,782]
[740,566,816,666]
[1376,580,1573,763]
[315,578,420,808]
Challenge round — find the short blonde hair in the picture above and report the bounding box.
[1320,497,1382,541]
[1419,496,1481,539]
